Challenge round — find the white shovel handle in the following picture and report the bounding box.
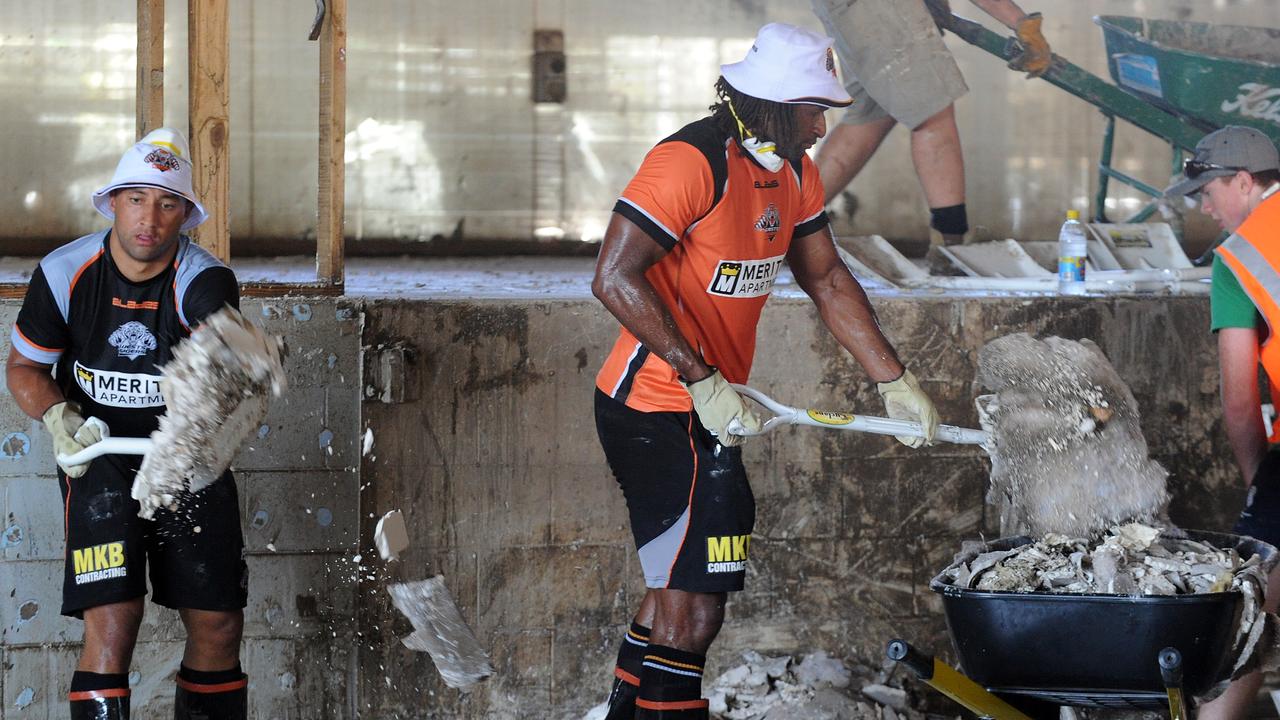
[57,437,154,466]
[730,384,989,446]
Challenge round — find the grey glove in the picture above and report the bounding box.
[876,370,940,448]
[682,370,762,447]
[42,401,107,478]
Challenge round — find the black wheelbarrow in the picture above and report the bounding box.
[890,530,1277,719]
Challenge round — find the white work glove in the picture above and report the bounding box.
[42,401,107,478]
[876,370,940,448]
[682,369,762,447]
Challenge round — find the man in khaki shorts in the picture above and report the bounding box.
[810,0,1051,259]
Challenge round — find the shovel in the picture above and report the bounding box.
[729,384,990,447]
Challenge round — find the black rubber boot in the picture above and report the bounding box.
[69,696,129,720]
[173,683,247,720]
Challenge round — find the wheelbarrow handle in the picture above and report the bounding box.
[730,384,990,446]
[57,437,154,467]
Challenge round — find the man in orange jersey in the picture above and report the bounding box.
[591,23,939,719]
[1168,126,1280,719]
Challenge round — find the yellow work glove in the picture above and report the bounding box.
[42,401,106,478]
[1010,12,1052,78]
[876,370,940,448]
[682,369,762,448]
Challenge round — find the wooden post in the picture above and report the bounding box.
[188,0,230,262]
[317,0,347,287]
[136,0,164,138]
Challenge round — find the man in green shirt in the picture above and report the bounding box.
[1172,125,1280,719]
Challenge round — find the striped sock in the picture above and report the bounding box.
[605,621,649,719]
[636,645,708,718]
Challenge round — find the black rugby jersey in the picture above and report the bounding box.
[11,230,239,438]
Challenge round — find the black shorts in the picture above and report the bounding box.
[59,454,247,617]
[595,389,755,593]
[1235,449,1280,550]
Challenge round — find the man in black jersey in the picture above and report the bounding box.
[6,128,249,720]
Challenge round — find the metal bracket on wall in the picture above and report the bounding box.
[533,29,566,103]
[367,343,417,404]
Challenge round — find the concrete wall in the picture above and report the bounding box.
[354,293,1240,718]
[0,292,1242,718]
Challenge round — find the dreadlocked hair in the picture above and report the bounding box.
[709,77,800,160]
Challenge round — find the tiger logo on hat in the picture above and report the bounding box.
[825,47,836,76]
[144,148,180,173]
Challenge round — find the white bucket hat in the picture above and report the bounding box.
[92,127,208,231]
[720,23,853,108]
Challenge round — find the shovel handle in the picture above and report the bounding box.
[57,437,153,466]
[731,384,989,446]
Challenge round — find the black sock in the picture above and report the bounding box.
[69,671,130,710]
[177,663,244,686]
[616,621,650,687]
[71,671,129,692]
[605,621,649,719]
[636,644,708,718]
[930,203,969,235]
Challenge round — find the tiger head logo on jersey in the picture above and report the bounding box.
[144,148,180,173]
[108,321,158,360]
[754,203,781,242]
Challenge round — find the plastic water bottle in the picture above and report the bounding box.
[1057,209,1087,295]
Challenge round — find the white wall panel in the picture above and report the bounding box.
[0,1,1277,248]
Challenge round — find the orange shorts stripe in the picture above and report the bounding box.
[69,688,129,701]
[614,667,640,686]
[175,677,248,693]
[635,698,709,710]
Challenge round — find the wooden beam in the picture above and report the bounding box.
[317,0,347,288]
[136,0,165,137]
[188,0,230,263]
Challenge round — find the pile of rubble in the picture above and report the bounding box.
[937,523,1263,596]
[581,651,956,720]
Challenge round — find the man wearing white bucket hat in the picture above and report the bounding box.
[6,128,248,720]
[591,23,938,719]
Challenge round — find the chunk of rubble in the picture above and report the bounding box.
[976,334,1168,537]
[388,577,492,690]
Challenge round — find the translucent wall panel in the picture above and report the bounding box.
[1,0,1278,248]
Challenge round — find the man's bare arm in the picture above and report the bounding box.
[967,0,1031,30]
[592,214,712,382]
[786,229,904,383]
[6,345,62,421]
[1219,327,1269,484]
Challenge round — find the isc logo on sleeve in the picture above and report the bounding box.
[706,255,785,298]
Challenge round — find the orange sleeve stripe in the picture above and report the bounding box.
[175,677,248,693]
[68,248,104,296]
[14,326,63,354]
[69,688,129,700]
[613,667,640,686]
[636,699,709,710]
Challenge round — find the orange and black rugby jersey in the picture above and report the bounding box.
[596,117,829,412]
[11,230,238,438]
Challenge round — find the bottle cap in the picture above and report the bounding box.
[1066,209,1081,220]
